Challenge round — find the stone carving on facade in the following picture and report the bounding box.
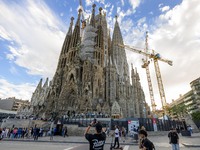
[111,101,122,118]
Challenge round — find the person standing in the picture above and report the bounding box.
[112,125,120,149]
[168,128,180,150]
[85,121,106,150]
[187,125,193,135]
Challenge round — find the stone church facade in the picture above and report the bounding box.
[31,4,149,119]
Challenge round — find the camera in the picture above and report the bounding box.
[93,118,97,124]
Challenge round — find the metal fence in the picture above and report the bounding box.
[62,117,184,131]
[137,118,183,131]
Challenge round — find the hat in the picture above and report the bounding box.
[95,122,102,133]
[139,130,148,137]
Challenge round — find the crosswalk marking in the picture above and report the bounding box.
[123,145,129,150]
[64,146,78,150]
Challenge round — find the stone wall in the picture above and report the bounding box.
[63,125,96,136]
[0,119,48,129]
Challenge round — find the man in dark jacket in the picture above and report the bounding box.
[168,128,180,150]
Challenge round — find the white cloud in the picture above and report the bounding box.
[104,2,111,8]
[85,0,105,6]
[149,11,153,15]
[121,0,125,6]
[148,0,200,105]
[117,0,200,109]
[129,0,141,10]
[9,66,18,75]
[0,78,36,100]
[0,0,66,78]
[85,0,92,6]
[137,17,146,26]
[160,6,170,12]
[158,3,163,8]
[0,26,12,41]
[60,12,64,17]
[116,7,135,25]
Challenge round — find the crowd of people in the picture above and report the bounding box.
[0,125,69,141]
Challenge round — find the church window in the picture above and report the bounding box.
[96,88,98,96]
[69,74,74,82]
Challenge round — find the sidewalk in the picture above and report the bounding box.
[180,133,200,147]
[3,136,137,145]
[3,133,200,147]
[148,133,200,148]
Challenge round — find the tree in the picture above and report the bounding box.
[168,103,188,119]
[191,111,200,121]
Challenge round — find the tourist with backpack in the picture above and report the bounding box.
[139,130,155,150]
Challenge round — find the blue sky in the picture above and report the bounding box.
[0,0,200,109]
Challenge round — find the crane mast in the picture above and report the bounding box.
[153,51,167,113]
[142,31,156,113]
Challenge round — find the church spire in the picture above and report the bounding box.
[43,78,49,88]
[111,14,127,76]
[69,9,82,48]
[35,78,42,92]
[67,17,74,36]
[112,15,124,45]
[108,29,111,57]
[90,4,96,27]
[56,17,74,70]
[95,7,104,50]
[62,17,74,54]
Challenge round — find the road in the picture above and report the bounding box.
[0,141,200,150]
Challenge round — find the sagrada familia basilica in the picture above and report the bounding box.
[30,4,150,119]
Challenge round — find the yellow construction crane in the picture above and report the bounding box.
[142,31,156,113]
[118,34,172,113]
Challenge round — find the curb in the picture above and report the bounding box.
[2,139,138,146]
[182,143,200,147]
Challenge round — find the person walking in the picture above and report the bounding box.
[0,128,3,141]
[121,127,126,142]
[112,125,120,149]
[50,128,54,141]
[168,128,180,150]
[85,120,106,150]
[139,130,155,150]
[64,127,68,137]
